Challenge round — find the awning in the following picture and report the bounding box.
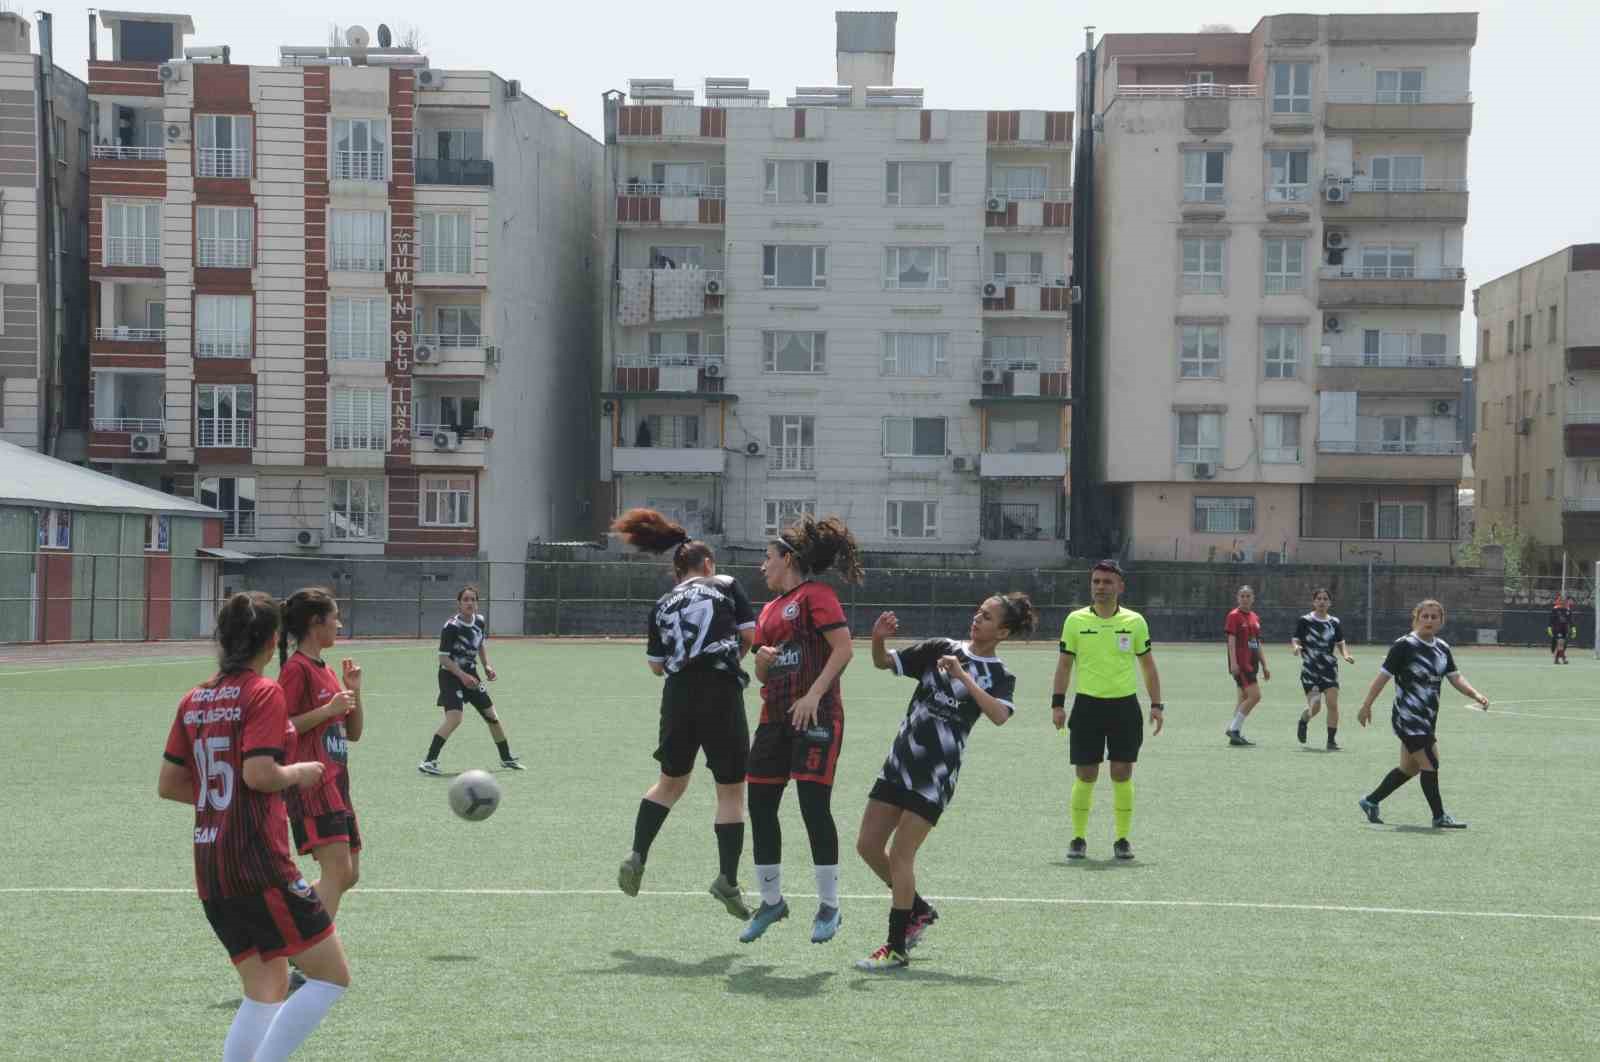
[197,547,258,561]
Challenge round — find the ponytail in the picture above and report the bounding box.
[777,514,864,585]
[612,507,715,577]
[994,591,1039,635]
[279,587,337,667]
[214,591,281,680]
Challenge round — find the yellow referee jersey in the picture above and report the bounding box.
[1060,605,1152,699]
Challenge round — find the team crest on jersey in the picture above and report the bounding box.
[289,878,313,898]
[782,602,800,621]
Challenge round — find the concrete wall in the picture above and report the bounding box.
[1126,482,1301,563]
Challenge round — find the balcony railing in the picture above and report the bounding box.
[197,148,250,178]
[991,272,1045,286]
[1262,446,1303,464]
[197,419,253,448]
[1316,439,1464,455]
[983,502,1046,541]
[1324,91,1472,104]
[616,353,725,370]
[770,445,815,473]
[1320,266,1466,281]
[416,332,484,350]
[617,180,726,199]
[92,144,163,160]
[982,356,1069,374]
[92,417,163,432]
[415,421,489,439]
[1177,446,1223,463]
[198,238,251,268]
[331,243,386,272]
[94,326,165,342]
[1320,353,1460,369]
[987,187,1072,202]
[420,245,473,274]
[333,150,387,181]
[1566,410,1600,425]
[1564,497,1600,512]
[1117,83,1259,99]
[416,158,494,186]
[196,331,252,358]
[1346,176,1469,193]
[219,509,257,538]
[104,237,161,267]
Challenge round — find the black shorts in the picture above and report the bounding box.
[438,670,494,716]
[868,777,944,827]
[1233,670,1259,690]
[1396,729,1437,753]
[655,672,749,785]
[1302,680,1339,695]
[1068,694,1143,765]
[291,808,363,855]
[747,706,844,787]
[202,881,334,965]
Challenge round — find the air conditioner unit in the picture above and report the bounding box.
[1324,184,1347,204]
[702,361,723,378]
[952,455,969,471]
[432,429,454,449]
[504,79,521,100]
[1324,230,1348,250]
[601,399,616,414]
[129,432,161,454]
[483,345,501,366]
[704,277,723,295]
[985,195,1008,213]
[1323,315,1342,334]
[165,122,185,142]
[744,439,765,457]
[1517,417,1533,436]
[416,69,444,90]
[158,63,180,83]
[1434,400,1455,416]
[1264,550,1285,566]
[1193,462,1217,479]
[980,366,1003,385]
[1326,248,1346,267]
[295,529,322,549]
[415,345,434,363]
[981,280,1002,299]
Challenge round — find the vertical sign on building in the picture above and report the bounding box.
[388,68,416,454]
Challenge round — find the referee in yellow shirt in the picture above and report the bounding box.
[1051,560,1164,860]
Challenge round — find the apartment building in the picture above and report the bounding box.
[86,11,600,572]
[597,11,1073,559]
[1081,13,1475,565]
[0,12,91,457]
[1473,244,1600,567]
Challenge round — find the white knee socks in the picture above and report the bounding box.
[222,997,280,1062]
[253,978,346,1062]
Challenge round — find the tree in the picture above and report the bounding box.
[395,23,425,52]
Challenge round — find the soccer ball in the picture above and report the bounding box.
[448,769,501,821]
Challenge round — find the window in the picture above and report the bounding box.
[647,332,700,357]
[330,210,387,272]
[331,296,387,361]
[882,333,948,377]
[434,128,484,161]
[1179,324,1222,378]
[1270,62,1311,114]
[882,416,947,457]
[103,200,161,267]
[1359,244,1415,279]
[420,390,480,434]
[1182,238,1224,292]
[1263,238,1305,293]
[196,206,253,268]
[1372,502,1426,540]
[1361,330,1448,365]
[769,414,816,472]
[1480,401,1487,427]
[1182,150,1225,202]
[144,514,170,552]
[1523,313,1533,350]
[1522,389,1533,419]
[77,128,88,169]
[37,508,70,549]
[1507,320,1516,354]
[764,160,829,204]
[649,244,703,270]
[1503,476,1512,506]
[993,251,1044,284]
[883,246,949,290]
[196,384,254,448]
[983,335,1044,369]
[1520,472,1531,505]
[764,499,816,537]
[762,245,826,288]
[886,161,952,206]
[1190,71,1215,85]
[1194,496,1255,533]
[329,478,385,540]
[992,165,1047,198]
[199,476,257,538]
[1549,383,1558,415]
[1479,478,1487,503]
[1546,468,1556,500]
[1503,400,1512,425]
[1262,412,1301,463]
[886,500,939,539]
[1263,325,1300,379]
[1177,412,1222,462]
[650,161,714,193]
[53,116,66,162]
[195,115,251,177]
[1268,149,1310,201]
[331,387,388,451]
[1550,306,1560,344]
[420,476,474,527]
[430,306,482,346]
[763,331,826,374]
[1376,69,1424,104]
[1378,416,1421,452]
[419,212,471,274]
[639,413,699,448]
[195,295,252,357]
[333,118,387,180]
[1368,155,1423,192]
[1481,329,1491,359]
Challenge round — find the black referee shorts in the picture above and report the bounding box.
[655,671,749,785]
[1068,694,1144,765]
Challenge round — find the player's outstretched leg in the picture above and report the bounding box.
[619,774,688,897]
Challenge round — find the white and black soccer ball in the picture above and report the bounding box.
[448,769,502,822]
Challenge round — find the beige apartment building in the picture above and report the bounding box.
[1081,13,1475,565]
[1472,244,1600,568]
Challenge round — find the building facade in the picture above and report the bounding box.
[597,11,1073,560]
[86,11,601,573]
[1472,244,1600,567]
[1082,13,1475,566]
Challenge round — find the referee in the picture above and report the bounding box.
[1050,560,1164,860]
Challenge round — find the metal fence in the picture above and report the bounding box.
[4,549,1593,649]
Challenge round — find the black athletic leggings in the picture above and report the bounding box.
[747,780,838,866]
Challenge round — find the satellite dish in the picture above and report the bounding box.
[345,25,371,49]
[377,23,392,47]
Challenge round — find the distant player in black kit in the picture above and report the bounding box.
[853,593,1035,972]
[418,585,523,774]
[1356,599,1489,828]
[611,508,758,919]
[1291,588,1355,749]
[1549,596,1572,664]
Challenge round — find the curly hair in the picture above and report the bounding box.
[279,587,337,666]
[612,507,714,576]
[214,591,281,679]
[991,591,1039,635]
[776,513,864,585]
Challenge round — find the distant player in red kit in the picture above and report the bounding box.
[1224,585,1271,746]
[740,514,864,946]
[158,592,350,1062]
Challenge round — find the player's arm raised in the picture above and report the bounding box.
[940,655,1012,726]
[341,658,364,741]
[870,611,898,670]
[289,690,356,736]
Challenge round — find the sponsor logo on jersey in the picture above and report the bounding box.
[1117,634,1132,652]
[324,729,348,763]
[183,705,243,725]
[772,644,802,671]
[782,602,800,621]
[188,686,242,704]
[193,826,218,844]
[289,878,313,898]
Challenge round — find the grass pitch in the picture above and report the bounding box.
[2,638,1597,1060]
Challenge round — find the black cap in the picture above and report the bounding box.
[1091,559,1125,577]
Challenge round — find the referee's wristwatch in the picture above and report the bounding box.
[1150,702,1166,711]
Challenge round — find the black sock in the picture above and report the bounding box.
[911,893,932,918]
[631,798,671,863]
[426,735,446,761]
[495,739,513,761]
[1367,768,1412,804]
[1419,771,1445,819]
[1327,727,1338,743]
[888,907,912,953]
[714,822,743,883]
[796,781,839,865]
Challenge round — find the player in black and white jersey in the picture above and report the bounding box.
[418,585,523,775]
[610,508,758,919]
[852,593,1035,972]
[1291,588,1355,750]
[1356,599,1489,829]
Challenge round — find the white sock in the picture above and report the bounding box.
[1230,709,1247,733]
[814,864,839,908]
[253,978,346,1062]
[755,863,782,906]
[222,998,280,1062]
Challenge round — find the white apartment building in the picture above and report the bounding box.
[597,11,1073,558]
[1083,13,1475,565]
[86,12,600,571]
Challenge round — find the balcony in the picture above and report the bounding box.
[197,419,253,449]
[332,151,386,183]
[610,354,730,397]
[1335,177,1469,222]
[1316,353,1463,394]
[197,147,250,179]
[985,189,1071,230]
[616,103,728,141]
[979,451,1068,479]
[1564,414,1600,457]
[1317,266,1466,310]
[91,144,163,161]
[419,244,474,276]
[103,237,161,269]
[616,182,727,227]
[92,416,164,432]
[769,445,815,475]
[93,325,165,343]
[982,501,1061,540]
[1315,438,1464,480]
[416,158,494,187]
[196,331,252,359]
[981,279,1072,317]
[611,447,726,476]
[413,423,489,468]
[1564,497,1600,512]
[330,243,386,273]
[414,333,494,376]
[985,109,1073,148]
[976,357,1071,402]
[198,238,251,270]
[1324,92,1474,134]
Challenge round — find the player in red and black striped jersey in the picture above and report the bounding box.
[158,592,350,1062]
[740,514,864,945]
[278,588,363,925]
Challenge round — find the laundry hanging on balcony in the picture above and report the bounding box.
[617,267,653,326]
[651,265,706,322]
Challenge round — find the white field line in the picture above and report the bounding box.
[2,886,1596,924]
